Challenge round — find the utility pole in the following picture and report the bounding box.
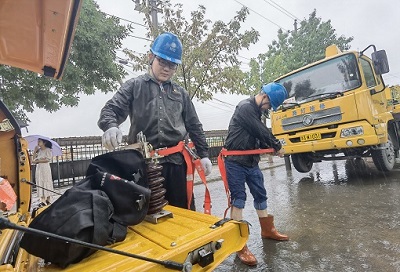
[133,0,161,36]
[148,0,159,30]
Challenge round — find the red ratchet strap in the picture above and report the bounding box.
[218,148,275,217]
[152,141,211,214]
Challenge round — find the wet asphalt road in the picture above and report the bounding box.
[194,158,400,272]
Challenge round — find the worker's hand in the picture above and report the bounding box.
[275,147,285,158]
[200,157,212,176]
[102,127,123,151]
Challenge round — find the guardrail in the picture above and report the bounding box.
[31,130,228,188]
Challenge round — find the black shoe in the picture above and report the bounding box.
[46,200,51,205]
[32,207,39,218]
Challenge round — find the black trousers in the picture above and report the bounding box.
[161,162,195,210]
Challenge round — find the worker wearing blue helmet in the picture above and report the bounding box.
[261,82,288,111]
[150,32,182,64]
[223,82,289,266]
[98,32,212,210]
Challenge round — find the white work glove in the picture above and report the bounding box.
[102,127,123,151]
[200,157,212,176]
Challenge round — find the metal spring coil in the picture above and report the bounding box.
[146,163,168,214]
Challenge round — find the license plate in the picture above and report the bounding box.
[300,132,321,142]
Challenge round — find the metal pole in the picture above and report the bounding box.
[70,145,75,185]
[56,156,61,187]
[22,179,62,196]
[284,155,292,170]
[149,0,158,30]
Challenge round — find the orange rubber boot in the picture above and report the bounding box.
[260,215,289,241]
[236,244,257,266]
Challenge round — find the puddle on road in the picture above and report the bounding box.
[209,158,400,272]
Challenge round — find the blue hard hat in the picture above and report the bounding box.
[150,32,182,64]
[261,82,288,111]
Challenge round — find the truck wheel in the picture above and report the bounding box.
[291,153,313,173]
[371,133,395,172]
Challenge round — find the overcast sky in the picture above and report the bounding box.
[24,0,400,138]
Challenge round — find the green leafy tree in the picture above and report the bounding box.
[0,0,130,122]
[127,1,259,101]
[247,10,353,91]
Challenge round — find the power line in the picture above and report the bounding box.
[208,100,233,110]
[117,48,148,55]
[213,98,236,107]
[269,0,300,20]
[121,65,139,77]
[207,100,234,111]
[127,34,153,42]
[261,0,300,21]
[116,55,134,66]
[102,11,147,27]
[233,0,287,31]
[101,12,152,42]
[114,57,140,76]
[235,54,251,63]
[204,101,235,113]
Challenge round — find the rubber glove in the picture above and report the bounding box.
[200,157,212,176]
[102,127,123,150]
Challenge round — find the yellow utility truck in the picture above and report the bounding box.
[271,44,400,173]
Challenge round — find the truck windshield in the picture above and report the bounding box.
[277,53,361,104]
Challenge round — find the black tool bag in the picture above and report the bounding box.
[87,149,149,187]
[20,149,151,268]
[20,186,124,268]
[86,149,151,225]
[90,171,151,225]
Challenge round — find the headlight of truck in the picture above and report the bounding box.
[340,126,364,138]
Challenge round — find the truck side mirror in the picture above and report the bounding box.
[372,50,390,75]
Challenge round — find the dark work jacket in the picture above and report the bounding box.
[224,97,282,168]
[98,73,209,164]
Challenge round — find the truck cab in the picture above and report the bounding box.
[271,45,399,173]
